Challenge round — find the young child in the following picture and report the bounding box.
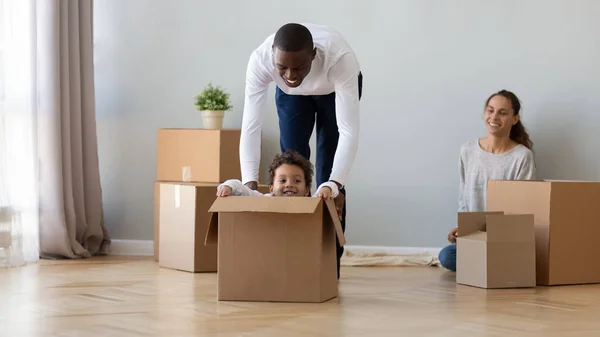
[438,89,537,272]
[216,150,344,278]
[216,150,339,199]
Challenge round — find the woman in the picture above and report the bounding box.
[438,89,536,271]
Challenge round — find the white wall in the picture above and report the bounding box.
[93,0,600,248]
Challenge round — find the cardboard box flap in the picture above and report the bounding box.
[543,179,598,183]
[324,199,346,246]
[460,231,487,242]
[205,212,218,245]
[486,214,535,243]
[204,197,346,246]
[208,196,321,214]
[457,211,503,237]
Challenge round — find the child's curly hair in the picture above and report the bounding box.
[268,150,314,188]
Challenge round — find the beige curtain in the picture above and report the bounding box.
[36,0,110,258]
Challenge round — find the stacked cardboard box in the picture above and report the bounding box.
[154,128,268,272]
[154,128,345,303]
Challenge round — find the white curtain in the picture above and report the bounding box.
[0,0,39,266]
[0,0,109,266]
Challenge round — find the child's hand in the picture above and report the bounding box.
[447,227,458,243]
[216,186,232,197]
[317,186,333,199]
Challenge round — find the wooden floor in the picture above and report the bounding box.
[2,257,600,337]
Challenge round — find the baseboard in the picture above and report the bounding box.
[107,240,154,256]
[106,240,442,258]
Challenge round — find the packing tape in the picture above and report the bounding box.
[174,185,181,208]
[182,166,191,182]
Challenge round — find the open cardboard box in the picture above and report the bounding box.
[487,180,600,286]
[205,196,345,303]
[456,211,536,289]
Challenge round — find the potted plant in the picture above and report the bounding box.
[193,82,233,130]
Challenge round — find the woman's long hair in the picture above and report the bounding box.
[485,90,533,150]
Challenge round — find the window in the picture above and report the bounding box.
[0,0,5,103]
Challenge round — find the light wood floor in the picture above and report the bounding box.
[2,256,600,336]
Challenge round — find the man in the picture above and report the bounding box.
[239,23,363,279]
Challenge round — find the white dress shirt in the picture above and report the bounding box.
[239,23,361,187]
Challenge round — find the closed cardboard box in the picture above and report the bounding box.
[156,128,241,183]
[456,211,536,289]
[154,181,270,262]
[158,183,219,272]
[487,180,600,286]
[205,196,345,303]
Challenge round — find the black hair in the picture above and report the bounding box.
[268,150,314,188]
[273,23,314,52]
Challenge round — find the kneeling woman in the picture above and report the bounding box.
[438,90,537,271]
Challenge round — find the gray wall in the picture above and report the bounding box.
[93,0,600,248]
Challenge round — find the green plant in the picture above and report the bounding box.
[194,82,233,111]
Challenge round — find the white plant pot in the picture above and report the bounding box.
[201,110,225,130]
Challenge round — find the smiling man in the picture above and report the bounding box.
[239,23,363,279]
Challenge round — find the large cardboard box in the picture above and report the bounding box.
[205,196,346,303]
[154,181,269,262]
[157,128,242,183]
[158,182,219,272]
[456,211,536,289]
[487,180,600,286]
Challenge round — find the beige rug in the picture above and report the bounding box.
[341,250,440,267]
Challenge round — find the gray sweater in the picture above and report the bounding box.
[458,139,536,212]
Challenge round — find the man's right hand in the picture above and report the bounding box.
[244,181,258,191]
[447,227,458,243]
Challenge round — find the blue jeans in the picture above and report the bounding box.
[438,244,456,272]
[275,72,363,279]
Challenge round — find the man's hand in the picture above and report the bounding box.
[317,186,333,199]
[244,181,258,191]
[334,193,345,220]
[216,186,232,197]
[447,227,458,243]
[330,180,342,189]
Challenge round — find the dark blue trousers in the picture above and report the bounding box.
[275,72,363,279]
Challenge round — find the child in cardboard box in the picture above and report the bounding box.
[216,150,345,279]
[216,150,339,198]
[438,90,537,272]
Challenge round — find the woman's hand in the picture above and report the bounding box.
[447,227,458,243]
